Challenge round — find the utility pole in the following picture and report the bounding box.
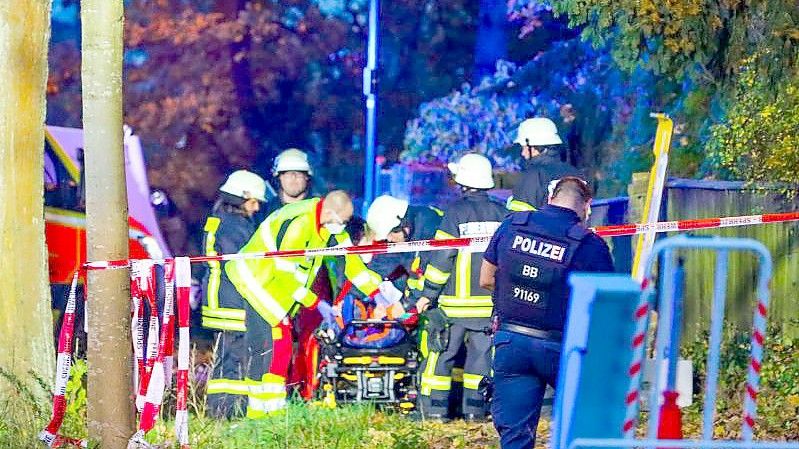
[82,1,135,447]
[362,0,379,215]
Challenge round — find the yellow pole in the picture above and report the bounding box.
[631,113,674,282]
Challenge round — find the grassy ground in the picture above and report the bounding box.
[4,325,799,448]
[145,403,536,449]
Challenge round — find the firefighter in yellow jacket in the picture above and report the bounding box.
[225,190,399,417]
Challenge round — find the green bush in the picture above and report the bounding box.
[682,324,799,439]
[706,67,799,189]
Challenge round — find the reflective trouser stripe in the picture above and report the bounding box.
[201,316,247,332]
[207,379,250,396]
[440,306,493,318]
[506,197,535,212]
[438,296,494,307]
[202,306,246,321]
[420,351,452,395]
[246,375,287,418]
[246,396,287,418]
[463,373,483,390]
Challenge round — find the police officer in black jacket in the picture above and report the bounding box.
[480,176,614,449]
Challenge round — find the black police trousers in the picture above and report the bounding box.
[491,330,561,449]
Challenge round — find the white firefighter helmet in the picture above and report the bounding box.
[447,153,495,189]
[366,195,410,241]
[513,117,563,146]
[273,148,313,176]
[219,170,267,202]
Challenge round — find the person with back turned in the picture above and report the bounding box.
[480,176,614,448]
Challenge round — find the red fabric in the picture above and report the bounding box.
[335,280,353,305]
[315,199,324,232]
[287,265,330,395]
[269,319,294,379]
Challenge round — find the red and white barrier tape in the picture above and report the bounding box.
[130,261,174,442]
[84,211,799,270]
[39,273,88,448]
[163,262,176,391]
[135,262,160,413]
[131,266,146,392]
[174,257,191,448]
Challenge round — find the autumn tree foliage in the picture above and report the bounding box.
[47,0,483,253]
[48,0,361,253]
[403,0,799,193]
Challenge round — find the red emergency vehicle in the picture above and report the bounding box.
[44,126,170,284]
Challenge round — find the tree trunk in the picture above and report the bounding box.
[0,0,55,404]
[81,1,135,447]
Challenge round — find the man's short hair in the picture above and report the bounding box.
[551,176,592,203]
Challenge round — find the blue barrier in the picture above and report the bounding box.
[551,273,642,449]
[551,236,795,449]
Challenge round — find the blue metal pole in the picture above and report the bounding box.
[362,0,379,216]
[704,250,729,440]
[666,258,685,391]
[648,248,676,440]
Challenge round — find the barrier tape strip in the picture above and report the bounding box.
[175,257,191,448]
[40,210,798,446]
[135,262,160,413]
[83,211,799,270]
[131,265,145,393]
[39,273,83,448]
[43,264,192,447]
[163,261,176,391]
[129,261,177,447]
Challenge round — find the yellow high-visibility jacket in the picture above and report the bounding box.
[226,198,382,326]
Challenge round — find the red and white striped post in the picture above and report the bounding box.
[622,277,654,437]
[742,289,770,440]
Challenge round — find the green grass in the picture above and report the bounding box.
[147,403,506,449]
